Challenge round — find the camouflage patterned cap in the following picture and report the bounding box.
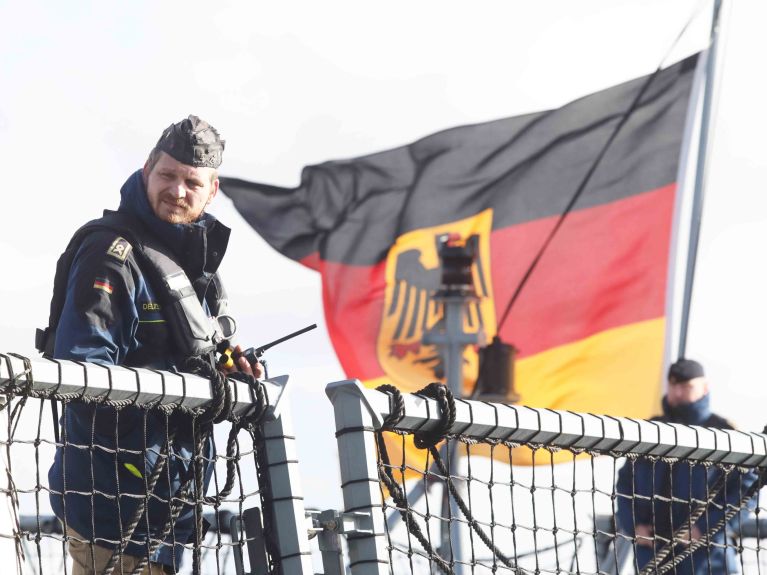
[155,115,225,169]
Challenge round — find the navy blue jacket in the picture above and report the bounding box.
[616,394,756,574]
[48,170,230,570]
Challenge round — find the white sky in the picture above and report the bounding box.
[1,0,766,511]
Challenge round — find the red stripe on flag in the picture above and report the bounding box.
[492,183,675,358]
[319,259,387,379]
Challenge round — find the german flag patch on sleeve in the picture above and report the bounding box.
[106,237,132,262]
[93,277,114,294]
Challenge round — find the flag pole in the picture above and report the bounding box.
[678,0,724,358]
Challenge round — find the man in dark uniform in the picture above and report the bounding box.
[616,358,755,574]
[43,116,262,574]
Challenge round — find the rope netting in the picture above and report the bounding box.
[5,359,767,575]
[0,353,276,575]
[374,384,767,575]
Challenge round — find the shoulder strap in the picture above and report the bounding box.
[134,231,221,359]
[204,273,229,318]
[36,212,141,356]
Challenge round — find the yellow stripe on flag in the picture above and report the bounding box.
[515,317,665,417]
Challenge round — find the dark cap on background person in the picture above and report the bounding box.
[155,115,225,169]
[668,358,705,383]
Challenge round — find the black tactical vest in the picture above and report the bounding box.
[37,211,231,368]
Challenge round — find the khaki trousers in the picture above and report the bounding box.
[67,528,168,575]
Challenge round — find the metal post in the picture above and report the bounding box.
[316,512,346,575]
[326,380,390,575]
[420,234,484,574]
[678,0,724,357]
[424,295,479,574]
[308,509,375,575]
[259,378,315,574]
[230,508,269,575]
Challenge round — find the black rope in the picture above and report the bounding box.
[127,366,269,575]
[429,444,519,571]
[411,383,455,450]
[376,434,453,574]
[100,354,229,575]
[102,426,177,575]
[376,384,453,574]
[376,382,527,574]
[377,383,406,430]
[417,383,519,571]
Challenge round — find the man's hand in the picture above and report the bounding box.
[635,524,654,547]
[221,344,265,379]
[678,524,703,545]
[234,344,265,379]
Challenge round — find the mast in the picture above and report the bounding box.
[422,234,481,575]
[678,0,724,358]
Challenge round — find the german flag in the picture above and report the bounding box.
[222,55,698,464]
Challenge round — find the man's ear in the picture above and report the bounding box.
[142,161,151,184]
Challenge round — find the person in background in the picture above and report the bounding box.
[616,358,757,574]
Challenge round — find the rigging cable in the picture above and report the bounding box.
[495,0,710,335]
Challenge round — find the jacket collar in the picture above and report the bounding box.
[117,169,230,278]
[661,393,711,425]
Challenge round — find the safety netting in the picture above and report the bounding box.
[339,382,767,574]
[0,352,281,575]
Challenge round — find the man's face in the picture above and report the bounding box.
[144,152,219,224]
[666,376,709,407]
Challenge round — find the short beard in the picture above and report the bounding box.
[164,213,195,224]
[163,209,202,225]
[155,199,202,224]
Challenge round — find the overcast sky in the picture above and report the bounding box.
[1,0,766,509]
